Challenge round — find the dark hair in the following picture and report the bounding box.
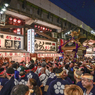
[0,68,5,76]
[12,63,18,69]
[29,78,42,95]
[29,64,34,69]
[6,68,14,75]
[55,68,63,73]
[65,64,69,69]
[11,84,29,95]
[30,59,34,64]
[71,61,74,64]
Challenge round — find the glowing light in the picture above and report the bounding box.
[50,29,52,32]
[0,11,3,14]
[2,7,6,11]
[38,26,40,28]
[17,20,21,23]
[13,18,17,23]
[45,28,47,30]
[13,30,17,33]
[48,29,49,31]
[17,28,20,32]
[9,17,13,21]
[43,27,45,30]
[5,3,9,7]
[35,25,37,28]
[40,26,43,29]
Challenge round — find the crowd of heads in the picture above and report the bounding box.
[0,56,95,95]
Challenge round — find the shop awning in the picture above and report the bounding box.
[0,48,29,53]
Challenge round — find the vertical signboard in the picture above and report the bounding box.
[60,39,64,45]
[27,29,35,53]
[31,29,35,53]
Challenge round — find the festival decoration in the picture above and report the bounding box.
[58,29,88,58]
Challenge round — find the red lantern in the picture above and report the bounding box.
[10,53,13,56]
[15,53,17,56]
[9,17,13,21]
[17,19,21,24]
[17,28,20,32]
[38,26,40,28]
[40,26,43,30]
[48,29,49,31]
[23,53,25,56]
[13,18,17,23]
[50,29,52,32]
[45,28,47,31]
[35,25,37,28]
[43,27,45,30]
[13,30,17,33]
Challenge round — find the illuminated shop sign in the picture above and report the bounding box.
[27,29,56,53]
[0,33,23,49]
[37,54,62,57]
[86,48,92,52]
[27,29,35,53]
[35,39,56,51]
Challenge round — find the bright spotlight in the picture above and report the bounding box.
[0,11,4,14]
[5,3,9,7]
[2,7,6,11]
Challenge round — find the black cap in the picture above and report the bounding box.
[42,59,45,61]
[55,68,63,74]
[29,64,34,69]
[0,68,5,75]
[71,61,74,64]
[6,68,14,75]
[12,63,18,69]
[55,68,63,76]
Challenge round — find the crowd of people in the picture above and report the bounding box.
[0,56,95,95]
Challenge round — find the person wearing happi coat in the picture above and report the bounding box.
[24,67,30,75]
[19,71,28,85]
[0,68,19,95]
[26,64,41,87]
[12,63,19,80]
[81,73,95,95]
[47,68,69,95]
[74,69,85,91]
[45,67,57,86]
[39,67,49,95]
[0,67,8,92]
[62,69,72,84]
[90,62,95,84]
[44,70,56,95]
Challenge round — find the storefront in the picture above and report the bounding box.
[0,31,30,63]
[27,29,62,61]
[85,47,95,58]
